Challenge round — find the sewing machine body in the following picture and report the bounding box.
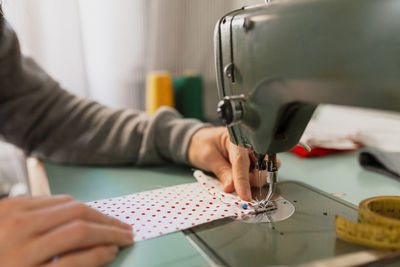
[206,0,400,265]
[215,0,400,155]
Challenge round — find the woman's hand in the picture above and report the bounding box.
[189,127,279,202]
[0,195,133,267]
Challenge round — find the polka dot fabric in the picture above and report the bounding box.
[86,171,255,242]
[194,170,258,208]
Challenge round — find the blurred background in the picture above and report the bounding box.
[3,0,400,155]
[3,0,263,122]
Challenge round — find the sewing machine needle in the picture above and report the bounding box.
[259,169,262,197]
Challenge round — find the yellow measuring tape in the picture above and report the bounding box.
[336,196,400,249]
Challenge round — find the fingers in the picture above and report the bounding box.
[30,221,133,264]
[28,201,132,236]
[208,152,235,193]
[42,245,118,267]
[0,195,74,217]
[229,144,252,201]
[23,195,75,211]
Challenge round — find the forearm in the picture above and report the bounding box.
[0,22,208,166]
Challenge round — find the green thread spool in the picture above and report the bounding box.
[173,75,204,121]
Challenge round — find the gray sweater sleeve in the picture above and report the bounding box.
[0,21,208,166]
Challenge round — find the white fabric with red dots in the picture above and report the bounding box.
[87,170,258,242]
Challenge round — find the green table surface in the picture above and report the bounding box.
[45,151,400,267]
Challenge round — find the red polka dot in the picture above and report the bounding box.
[126,216,130,219]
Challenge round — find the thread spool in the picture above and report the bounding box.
[146,71,175,114]
[173,74,204,121]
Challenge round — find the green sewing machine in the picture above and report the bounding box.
[185,0,400,265]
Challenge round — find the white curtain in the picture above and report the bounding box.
[3,0,88,97]
[3,0,265,119]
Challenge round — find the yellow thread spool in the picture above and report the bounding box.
[146,71,175,114]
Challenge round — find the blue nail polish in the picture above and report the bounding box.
[242,203,248,209]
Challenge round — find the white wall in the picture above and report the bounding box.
[3,0,88,97]
[3,0,265,119]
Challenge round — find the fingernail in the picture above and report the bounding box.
[244,191,252,202]
[108,245,118,255]
[224,176,231,187]
[122,223,132,230]
[125,230,134,241]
